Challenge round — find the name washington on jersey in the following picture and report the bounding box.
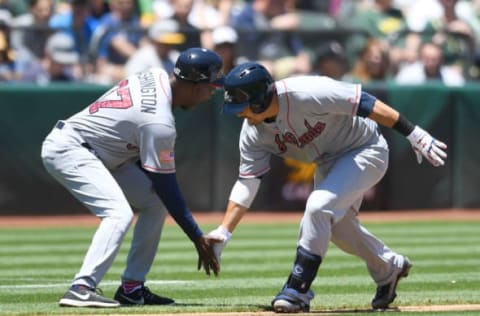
[137,71,158,114]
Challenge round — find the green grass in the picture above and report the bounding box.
[0,219,479,315]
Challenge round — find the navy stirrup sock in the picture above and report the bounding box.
[285,246,322,293]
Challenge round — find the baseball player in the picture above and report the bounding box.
[41,48,224,308]
[208,62,447,312]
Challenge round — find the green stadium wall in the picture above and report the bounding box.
[0,82,478,214]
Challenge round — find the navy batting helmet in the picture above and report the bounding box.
[223,62,274,115]
[174,47,224,85]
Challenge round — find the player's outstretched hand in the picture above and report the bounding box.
[207,225,232,264]
[194,235,221,276]
[407,126,447,167]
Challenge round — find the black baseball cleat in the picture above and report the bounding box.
[114,285,175,305]
[59,285,120,308]
[371,256,412,310]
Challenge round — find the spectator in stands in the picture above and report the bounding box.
[125,18,185,76]
[345,0,419,73]
[211,25,238,74]
[230,0,311,79]
[186,0,233,30]
[344,37,391,83]
[404,0,480,78]
[188,0,235,48]
[203,0,235,27]
[49,0,98,79]
[405,0,480,40]
[152,0,237,49]
[49,0,94,56]
[11,0,54,60]
[194,24,239,114]
[20,31,81,83]
[0,19,18,81]
[347,0,407,42]
[395,41,465,86]
[312,41,348,80]
[90,0,110,23]
[153,0,202,51]
[153,0,234,29]
[93,0,143,84]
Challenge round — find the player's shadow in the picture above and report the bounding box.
[307,307,400,314]
[259,305,400,314]
[163,303,400,313]
[173,302,269,309]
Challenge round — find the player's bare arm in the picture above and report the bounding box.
[206,200,247,269]
[208,177,262,263]
[368,99,400,128]
[367,98,447,166]
[221,200,249,232]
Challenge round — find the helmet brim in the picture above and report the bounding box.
[222,102,249,115]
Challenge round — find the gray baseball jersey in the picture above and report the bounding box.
[67,67,176,172]
[41,67,178,288]
[238,75,378,178]
[234,76,402,284]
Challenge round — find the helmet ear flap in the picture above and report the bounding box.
[249,81,274,114]
[223,62,274,115]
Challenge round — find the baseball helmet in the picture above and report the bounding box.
[223,62,274,115]
[174,47,224,85]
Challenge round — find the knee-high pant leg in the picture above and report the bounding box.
[298,137,389,267]
[113,163,168,282]
[330,209,398,284]
[41,142,134,288]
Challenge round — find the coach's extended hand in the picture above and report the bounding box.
[207,225,232,264]
[194,235,221,276]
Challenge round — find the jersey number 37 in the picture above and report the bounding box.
[89,79,133,114]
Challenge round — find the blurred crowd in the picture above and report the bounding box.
[1,0,480,85]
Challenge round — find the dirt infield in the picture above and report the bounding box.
[82,304,480,315]
[1,208,479,227]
